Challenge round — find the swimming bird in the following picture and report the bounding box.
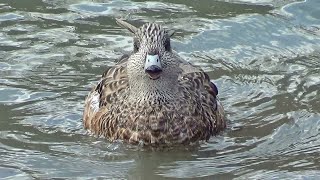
[83,19,226,146]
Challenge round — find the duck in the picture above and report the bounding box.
[83,19,226,146]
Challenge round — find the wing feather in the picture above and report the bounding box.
[178,58,225,133]
[83,55,129,130]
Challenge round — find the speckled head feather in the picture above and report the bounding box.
[117,19,181,105]
[83,19,226,146]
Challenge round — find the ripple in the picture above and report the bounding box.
[175,14,320,62]
[0,166,30,179]
[0,13,24,22]
[69,1,192,17]
[0,88,29,103]
[0,148,134,179]
[283,0,320,26]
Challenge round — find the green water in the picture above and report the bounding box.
[0,0,320,179]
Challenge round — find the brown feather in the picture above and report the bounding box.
[83,20,226,146]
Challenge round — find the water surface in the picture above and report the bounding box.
[1,0,320,179]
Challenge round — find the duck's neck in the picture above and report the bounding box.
[128,79,179,105]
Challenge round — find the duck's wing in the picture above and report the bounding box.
[83,55,129,130]
[179,62,218,96]
[177,56,226,134]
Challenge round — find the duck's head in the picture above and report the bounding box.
[116,19,181,102]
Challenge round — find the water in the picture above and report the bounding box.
[0,0,320,179]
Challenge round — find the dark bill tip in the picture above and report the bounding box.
[145,65,162,74]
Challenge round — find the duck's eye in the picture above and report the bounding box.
[164,38,171,51]
[133,38,140,52]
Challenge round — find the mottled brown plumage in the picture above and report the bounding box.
[83,19,226,146]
